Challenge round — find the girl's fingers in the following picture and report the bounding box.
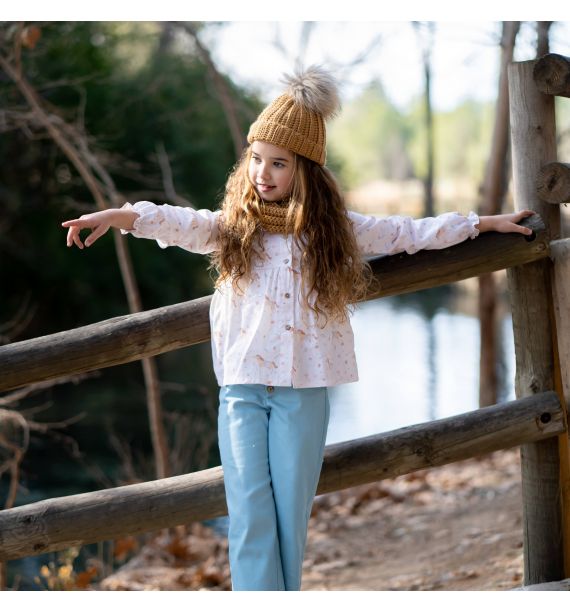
[514,223,533,235]
[67,226,79,248]
[62,218,93,229]
[63,215,109,248]
[65,224,85,249]
[72,231,84,250]
[516,210,534,234]
[85,223,109,247]
[62,218,81,227]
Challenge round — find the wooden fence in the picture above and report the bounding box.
[1,55,570,589]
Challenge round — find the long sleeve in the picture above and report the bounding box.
[347,210,480,257]
[120,201,222,254]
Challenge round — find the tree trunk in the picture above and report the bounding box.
[414,22,436,218]
[478,21,520,408]
[536,21,553,57]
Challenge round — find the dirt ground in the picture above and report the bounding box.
[302,449,523,591]
[97,448,525,591]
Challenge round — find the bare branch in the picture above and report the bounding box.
[0,24,195,481]
[0,109,49,138]
[0,372,97,408]
[107,429,144,485]
[172,21,246,159]
[342,34,383,70]
[0,292,37,345]
[27,414,87,435]
[0,408,29,509]
[13,22,24,78]
[35,72,107,93]
[271,23,290,61]
[296,22,314,66]
[155,141,194,208]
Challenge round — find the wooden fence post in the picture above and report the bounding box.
[508,59,564,584]
[549,239,570,576]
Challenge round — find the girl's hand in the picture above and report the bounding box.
[61,208,137,249]
[477,210,535,236]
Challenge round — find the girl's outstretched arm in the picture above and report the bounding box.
[476,210,535,235]
[349,208,537,258]
[61,208,139,249]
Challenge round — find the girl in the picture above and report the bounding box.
[62,66,534,591]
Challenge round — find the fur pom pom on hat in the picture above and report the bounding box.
[247,65,340,166]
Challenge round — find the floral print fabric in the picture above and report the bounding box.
[122,201,480,388]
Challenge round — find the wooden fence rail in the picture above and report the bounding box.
[0,215,545,393]
[0,390,562,562]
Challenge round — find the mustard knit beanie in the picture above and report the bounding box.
[247,65,341,166]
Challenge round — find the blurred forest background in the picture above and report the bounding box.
[1,20,570,590]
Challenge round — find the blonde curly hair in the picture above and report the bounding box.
[208,146,377,324]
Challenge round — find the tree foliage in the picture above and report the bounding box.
[329,81,495,190]
[0,21,260,493]
[328,80,414,187]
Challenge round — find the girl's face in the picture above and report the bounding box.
[249,141,295,202]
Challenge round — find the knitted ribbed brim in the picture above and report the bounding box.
[247,67,340,166]
[247,94,327,165]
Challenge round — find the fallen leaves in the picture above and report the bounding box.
[95,449,523,591]
[99,523,231,591]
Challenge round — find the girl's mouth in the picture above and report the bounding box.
[258,185,275,192]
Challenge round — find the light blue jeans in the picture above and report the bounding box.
[218,384,330,591]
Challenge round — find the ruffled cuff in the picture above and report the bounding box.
[120,201,158,236]
[467,211,480,239]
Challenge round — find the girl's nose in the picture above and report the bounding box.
[258,162,270,179]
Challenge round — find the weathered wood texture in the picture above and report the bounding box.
[550,239,570,575]
[514,578,570,590]
[537,162,570,204]
[508,59,564,585]
[533,53,570,98]
[0,215,546,393]
[551,240,570,411]
[0,391,562,561]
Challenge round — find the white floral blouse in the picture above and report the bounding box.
[122,201,480,388]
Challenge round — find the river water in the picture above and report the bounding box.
[327,287,515,444]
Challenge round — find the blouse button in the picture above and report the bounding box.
[285,292,291,298]
[284,258,289,264]
[285,325,292,330]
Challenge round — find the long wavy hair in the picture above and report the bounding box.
[208,145,377,324]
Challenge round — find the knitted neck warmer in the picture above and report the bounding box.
[259,202,292,234]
